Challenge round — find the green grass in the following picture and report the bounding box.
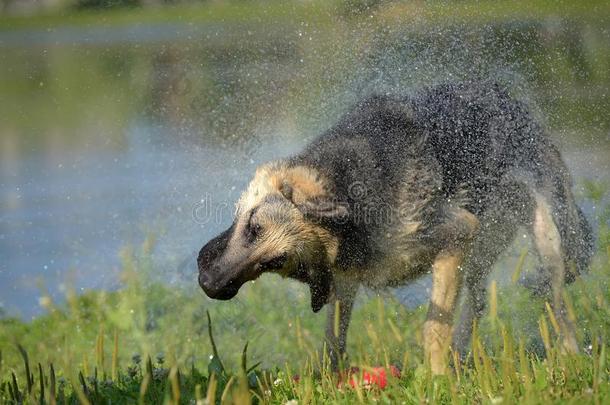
[1,200,609,403]
[0,1,337,31]
[1,0,609,31]
[0,260,608,404]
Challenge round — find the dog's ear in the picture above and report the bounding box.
[292,260,333,313]
[297,196,349,225]
[279,180,294,201]
[279,177,349,224]
[308,265,332,312]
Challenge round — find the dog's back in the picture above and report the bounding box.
[292,81,593,282]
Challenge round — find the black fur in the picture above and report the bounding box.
[290,81,593,278]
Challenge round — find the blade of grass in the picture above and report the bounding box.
[17,344,33,394]
[241,342,249,373]
[146,355,153,377]
[246,362,262,375]
[112,330,119,381]
[544,302,561,335]
[82,354,89,378]
[11,372,21,403]
[38,363,45,405]
[538,316,553,362]
[195,384,203,404]
[206,373,217,405]
[518,338,532,401]
[7,378,16,402]
[96,326,105,375]
[138,373,150,405]
[206,310,225,375]
[561,290,577,323]
[387,318,404,343]
[78,371,89,398]
[75,372,91,405]
[220,376,235,404]
[169,366,181,405]
[512,248,528,284]
[49,363,57,405]
[232,373,252,405]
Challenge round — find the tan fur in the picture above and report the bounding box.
[237,162,328,214]
[424,251,464,375]
[532,192,579,353]
[236,163,339,271]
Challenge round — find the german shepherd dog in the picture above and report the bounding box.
[197,82,593,374]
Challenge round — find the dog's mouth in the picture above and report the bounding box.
[199,255,288,301]
[259,253,288,272]
[209,285,239,300]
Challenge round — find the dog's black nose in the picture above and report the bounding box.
[199,272,239,300]
[198,271,212,290]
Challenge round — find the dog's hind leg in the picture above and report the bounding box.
[324,273,359,370]
[523,144,592,352]
[452,225,520,354]
[452,235,516,355]
[531,192,579,352]
[453,181,530,354]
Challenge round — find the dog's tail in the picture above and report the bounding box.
[523,139,594,288]
[501,89,594,288]
[539,143,593,282]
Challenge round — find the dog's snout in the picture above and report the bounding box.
[197,250,215,292]
[198,259,239,300]
[196,223,249,301]
[199,272,239,300]
[198,270,225,298]
[197,248,211,272]
[198,271,212,289]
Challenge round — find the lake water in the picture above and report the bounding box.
[1,18,608,318]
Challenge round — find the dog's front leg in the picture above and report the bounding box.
[424,250,465,374]
[423,208,478,374]
[324,274,359,370]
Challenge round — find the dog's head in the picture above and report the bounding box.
[197,162,347,312]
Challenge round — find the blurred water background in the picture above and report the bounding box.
[0,0,608,318]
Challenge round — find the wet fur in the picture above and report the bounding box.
[198,81,593,374]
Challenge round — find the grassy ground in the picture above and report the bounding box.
[1,0,609,30]
[1,196,609,403]
[0,1,334,30]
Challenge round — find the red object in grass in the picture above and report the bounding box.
[347,366,401,390]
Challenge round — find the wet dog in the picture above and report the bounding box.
[197,82,593,374]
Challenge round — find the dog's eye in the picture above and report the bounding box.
[251,223,262,237]
[246,209,262,241]
[247,220,262,242]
